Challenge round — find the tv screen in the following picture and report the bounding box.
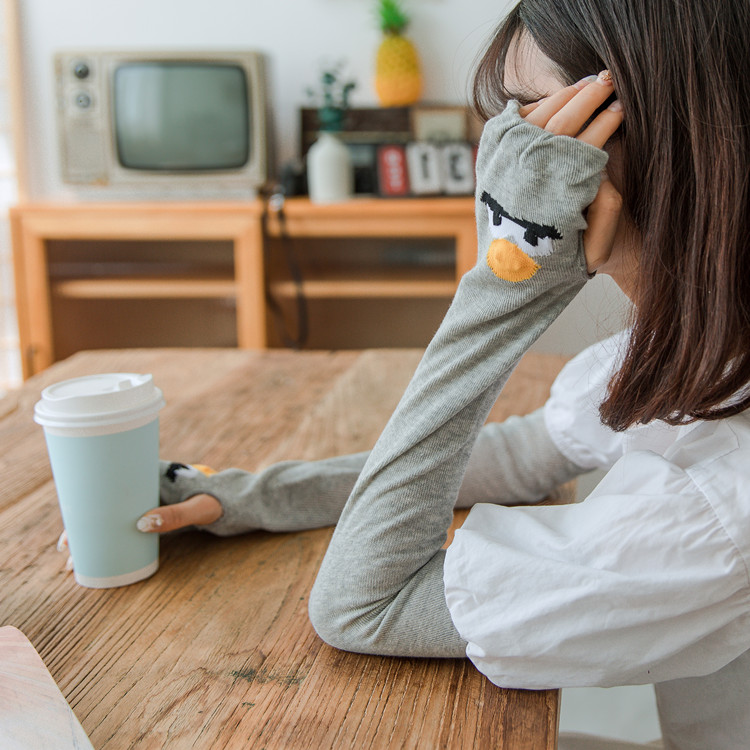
[113,62,251,171]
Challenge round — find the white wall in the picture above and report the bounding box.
[14,0,630,354]
[17,0,511,200]
[536,275,631,355]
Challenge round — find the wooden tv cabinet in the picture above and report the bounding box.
[10,197,476,378]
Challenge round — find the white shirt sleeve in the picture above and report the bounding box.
[543,331,629,470]
[444,446,750,690]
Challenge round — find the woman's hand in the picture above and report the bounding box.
[136,493,222,534]
[519,71,624,274]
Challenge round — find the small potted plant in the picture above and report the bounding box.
[307,62,357,132]
[306,64,357,204]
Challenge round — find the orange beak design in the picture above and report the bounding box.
[487,239,541,283]
[481,191,561,284]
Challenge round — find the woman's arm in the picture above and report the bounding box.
[308,80,621,658]
[144,406,583,538]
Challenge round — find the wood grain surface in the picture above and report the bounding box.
[0,348,569,749]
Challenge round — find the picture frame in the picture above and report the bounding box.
[410,106,469,143]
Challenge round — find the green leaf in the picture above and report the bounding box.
[377,0,409,34]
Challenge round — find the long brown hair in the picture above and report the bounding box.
[473,0,750,430]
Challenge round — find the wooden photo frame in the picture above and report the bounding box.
[410,106,468,144]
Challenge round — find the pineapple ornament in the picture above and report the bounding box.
[374,0,423,107]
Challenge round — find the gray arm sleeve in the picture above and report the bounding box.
[159,407,582,536]
[458,408,582,507]
[307,103,607,658]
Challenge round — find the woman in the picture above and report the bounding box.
[131,1,750,746]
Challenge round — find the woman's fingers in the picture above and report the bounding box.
[517,99,544,118]
[522,84,583,129]
[542,71,615,136]
[523,72,606,130]
[577,100,624,148]
[137,493,223,533]
[56,529,73,572]
[521,70,622,147]
[583,176,623,273]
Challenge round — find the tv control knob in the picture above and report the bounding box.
[73,62,90,79]
[74,92,92,109]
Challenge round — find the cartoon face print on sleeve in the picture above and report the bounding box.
[473,101,608,287]
[481,191,562,282]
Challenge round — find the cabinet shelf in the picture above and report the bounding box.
[11,198,476,378]
[269,266,455,300]
[52,274,236,300]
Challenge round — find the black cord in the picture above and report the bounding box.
[261,189,309,349]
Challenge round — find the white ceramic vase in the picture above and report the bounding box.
[307,132,353,204]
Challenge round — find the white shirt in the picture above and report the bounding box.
[444,333,750,744]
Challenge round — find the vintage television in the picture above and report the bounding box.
[54,50,270,198]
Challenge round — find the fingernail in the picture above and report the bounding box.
[57,533,68,552]
[137,514,163,532]
[574,74,598,89]
[65,556,74,571]
[597,69,614,85]
[607,99,623,112]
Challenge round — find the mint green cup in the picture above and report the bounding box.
[34,373,165,588]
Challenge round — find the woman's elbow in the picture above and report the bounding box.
[307,577,372,653]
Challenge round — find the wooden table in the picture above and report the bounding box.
[0,347,569,749]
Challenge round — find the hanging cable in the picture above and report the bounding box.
[260,188,309,349]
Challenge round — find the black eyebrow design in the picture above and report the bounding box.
[481,191,562,247]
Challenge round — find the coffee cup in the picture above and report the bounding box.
[34,373,165,588]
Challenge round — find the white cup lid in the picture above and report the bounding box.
[34,373,165,429]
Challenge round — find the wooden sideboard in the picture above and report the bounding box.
[10,197,476,378]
